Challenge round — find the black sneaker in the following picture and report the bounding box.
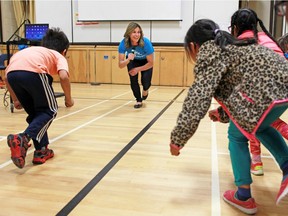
[134,102,143,109]
[142,91,149,100]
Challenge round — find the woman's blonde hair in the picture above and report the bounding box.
[124,22,144,48]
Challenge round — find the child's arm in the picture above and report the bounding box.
[58,69,74,107]
[4,75,22,109]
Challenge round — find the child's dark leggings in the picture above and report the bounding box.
[127,59,153,102]
[7,71,57,150]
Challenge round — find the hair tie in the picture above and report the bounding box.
[214,29,220,35]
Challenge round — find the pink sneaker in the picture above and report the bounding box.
[276,176,288,205]
[223,190,257,215]
[251,162,264,176]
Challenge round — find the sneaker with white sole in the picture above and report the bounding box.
[251,162,264,176]
[276,176,288,205]
[223,190,257,215]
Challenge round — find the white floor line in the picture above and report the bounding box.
[0,86,156,169]
[0,100,132,169]
[0,90,132,142]
[217,151,273,159]
[49,100,131,143]
[211,105,221,216]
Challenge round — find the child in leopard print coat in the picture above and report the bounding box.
[169,19,288,215]
[210,8,288,177]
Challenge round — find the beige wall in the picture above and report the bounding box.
[241,0,286,39]
[1,1,17,41]
[244,0,271,30]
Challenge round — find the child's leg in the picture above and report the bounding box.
[8,72,58,144]
[22,73,58,144]
[223,121,257,214]
[32,132,54,165]
[7,71,57,168]
[250,139,261,161]
[31,131,49,150]
[256,106,288,204]
[249,139,263,176]
[271,118,288,140]
[256,107,288,167]
[228,121,252,187]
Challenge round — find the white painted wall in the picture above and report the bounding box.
[34,0,239,44]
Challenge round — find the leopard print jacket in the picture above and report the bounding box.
[171,40,288,147]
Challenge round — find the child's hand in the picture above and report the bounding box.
[208,109,220,122]
[170,143,183,156]
[65,98,74,107]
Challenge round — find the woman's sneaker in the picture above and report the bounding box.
[32,148,54,164]
[223,190,257,215]
[7,133,31,169]
[276,176,288,205]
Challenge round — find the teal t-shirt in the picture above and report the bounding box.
[118,37,154,60]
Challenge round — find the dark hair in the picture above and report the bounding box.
[184,19,256,61]
[230,8,285,53]
[278,33,288,53]
[41,27,69,53]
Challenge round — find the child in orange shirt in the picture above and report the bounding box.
[5,27,74,169]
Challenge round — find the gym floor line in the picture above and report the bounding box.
[0,88,159,169]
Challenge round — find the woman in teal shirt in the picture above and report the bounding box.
[118,22,154,108]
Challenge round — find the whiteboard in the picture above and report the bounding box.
[77,0,182,21]
[35,0,72,42]
[193,0,239,31]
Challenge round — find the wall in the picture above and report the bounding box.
[34,0,238,44]
[1,1,17,42]
[242,0,271,32]
[2,1,281,44]
[77,1,182,21]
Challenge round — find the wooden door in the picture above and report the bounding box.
[159,51,184,86]
[151,51,160,86]
[185,61,195,86]
[95,50,112,83]
[88,49,96,83]
[111,50,129,84]
[52,48,88,83]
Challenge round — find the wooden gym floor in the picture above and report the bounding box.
[0,83,287,216]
